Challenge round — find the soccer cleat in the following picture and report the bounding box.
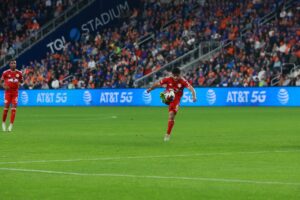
[8,123,13,132]
[160,93,171,105]
[160,92,167,104]
[164,134,171,142]
[2,122,6,132]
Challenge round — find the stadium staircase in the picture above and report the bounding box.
[134,0,297,88]
[108,0,205,61]
[271,64,300,86]
[0,0,96,68]
[133,40,221,87]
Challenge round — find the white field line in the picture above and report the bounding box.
[0,167,299,186]
[0,150,299,165]
[17,115,118,122]
[22,114,120,118]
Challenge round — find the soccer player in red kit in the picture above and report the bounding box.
[1,60,23,132]
[147,67,197,141]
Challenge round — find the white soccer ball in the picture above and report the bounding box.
[164,89,175,102]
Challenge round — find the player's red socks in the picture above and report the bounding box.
[2,108,8,122]
[10,108,16,124]
[167,120,175,135]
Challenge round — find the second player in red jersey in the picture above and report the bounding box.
[147,67,196,141]
[1,60,23,132]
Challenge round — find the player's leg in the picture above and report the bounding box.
[2,106,9,131]
[2,93,11,131]
[164,100,179,141]
[164,111,176,140]
[8,94,18,132]
[8,105,17,132]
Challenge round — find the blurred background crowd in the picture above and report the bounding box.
[0,0,299,89]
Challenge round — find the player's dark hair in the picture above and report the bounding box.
[9,59,16,63]
[172,67,181,75]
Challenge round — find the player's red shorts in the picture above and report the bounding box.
[168,97,180,114]
[4,92,19,105]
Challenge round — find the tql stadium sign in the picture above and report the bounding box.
[16,0,141,66]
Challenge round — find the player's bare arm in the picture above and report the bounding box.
[0,78,9,90]
[187,85,197,102]
[147,81,161,93]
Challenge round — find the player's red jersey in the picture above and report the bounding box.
[159,77,190,98]
[159,77,191,113]
[1,69,23,93]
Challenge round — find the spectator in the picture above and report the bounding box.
[0,0,74,59]
[51,77,59,89]
[296,75,300,86]
[18,0,299,89]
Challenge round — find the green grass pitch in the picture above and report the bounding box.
[0,107,299,200]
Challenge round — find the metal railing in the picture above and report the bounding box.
[134,41,220,87]
[259,0,295,26]
[180,41,233,71]
[110,4,201,61]
[289,65,300,78]
[271,74,281,86]
[135,17,176,47]
[134,0,297,88]
[0,0,95,68]
[135,2,201,47]
[262,0,296,87]
[270,63,299,86]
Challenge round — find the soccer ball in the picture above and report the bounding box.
[160,89,175,104]
[164,89,175,102]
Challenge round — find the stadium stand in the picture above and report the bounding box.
[136,0,300,87]
[0,0,75,59]
[6,0,299,89]
[21,0,202,89]
[183,5,300,87]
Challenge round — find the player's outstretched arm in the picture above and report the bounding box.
[188,85,197,102]
[147,81,161,93]
[0,79,8,90]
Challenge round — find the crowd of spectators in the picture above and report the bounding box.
[0,0,75,59]
[21,0,202,89]
[184,3,300,87]
[8,0,299,89]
